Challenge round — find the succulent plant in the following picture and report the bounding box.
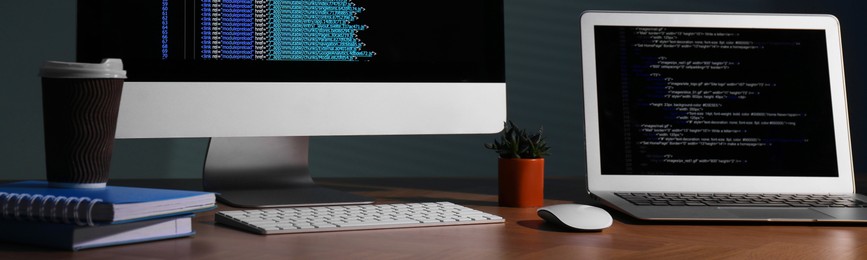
[484,121,550,159]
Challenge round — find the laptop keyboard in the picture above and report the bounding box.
[616,193,867,207]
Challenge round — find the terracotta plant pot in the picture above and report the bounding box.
[498,158,544,207]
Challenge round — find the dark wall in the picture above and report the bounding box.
[1,0,865,180]
[1,1,76,179]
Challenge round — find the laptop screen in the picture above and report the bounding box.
[594,25,838,177]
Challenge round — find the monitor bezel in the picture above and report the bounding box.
[581,11,854,194]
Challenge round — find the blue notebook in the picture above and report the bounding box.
[0,181,215,226]
[0,214,195,251]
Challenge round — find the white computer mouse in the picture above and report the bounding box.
[537,204,613,231]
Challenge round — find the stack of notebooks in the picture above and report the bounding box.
[0,180,215,251]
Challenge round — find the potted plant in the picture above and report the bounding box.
[485,121,550,207]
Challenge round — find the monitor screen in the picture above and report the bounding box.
[593,25,837,177]
[77,0,504,83]
[76,0,506,207]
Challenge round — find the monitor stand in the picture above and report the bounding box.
[202,136,373,208]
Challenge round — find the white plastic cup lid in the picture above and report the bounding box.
[39,58,127,79]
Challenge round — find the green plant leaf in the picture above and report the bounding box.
[484,120,551,159]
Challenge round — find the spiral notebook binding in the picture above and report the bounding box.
[0,192,101,226]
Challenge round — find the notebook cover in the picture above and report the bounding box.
[0,180,212,203]
[0,214,195,251]
[0,180,215,224]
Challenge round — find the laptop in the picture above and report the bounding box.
[581,11,867,222]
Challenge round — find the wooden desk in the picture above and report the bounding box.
[2,177,867,259]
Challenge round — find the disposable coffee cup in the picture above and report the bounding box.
[39,59,126,188]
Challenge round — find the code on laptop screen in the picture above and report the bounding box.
[594,26,838,177]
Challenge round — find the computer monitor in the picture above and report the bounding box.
[76,0,506,207]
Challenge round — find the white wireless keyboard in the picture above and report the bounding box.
[216,202,505,235]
